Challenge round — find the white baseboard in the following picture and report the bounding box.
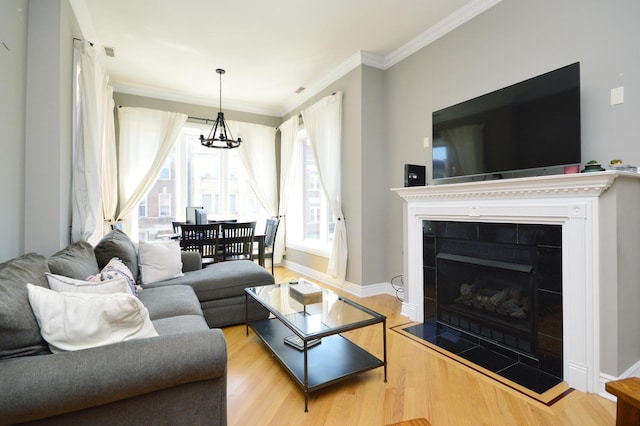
[282,260,404,300]
[598,359,640,401]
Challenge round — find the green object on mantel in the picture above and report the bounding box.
[581,160,605,173]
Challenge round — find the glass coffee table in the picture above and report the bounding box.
[245,280,387,412]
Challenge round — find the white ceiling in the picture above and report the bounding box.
[71,0,500,117]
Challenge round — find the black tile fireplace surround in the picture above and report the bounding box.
[412,220,564,393]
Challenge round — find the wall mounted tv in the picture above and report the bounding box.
[432,62,581,182]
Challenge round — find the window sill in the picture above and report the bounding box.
[286,241,330,258]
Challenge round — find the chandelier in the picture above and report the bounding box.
[200,68,242,149]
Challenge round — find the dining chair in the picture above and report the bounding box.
[219,221,256,262]
[179,223,220,266]
[261,218,280,274]
[171,221,183,234]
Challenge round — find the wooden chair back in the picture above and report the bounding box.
[220,221,256,261]
[179,223,220,265]
[263,218,280,274]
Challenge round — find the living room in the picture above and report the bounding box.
[2,0,639,424]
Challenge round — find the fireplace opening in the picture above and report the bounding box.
[410,220,564,393]
[437,253,535,355]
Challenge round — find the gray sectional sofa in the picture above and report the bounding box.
[0,229,274,425]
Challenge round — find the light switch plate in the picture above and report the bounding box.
[611,86,624,105]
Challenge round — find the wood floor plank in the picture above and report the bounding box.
[224,267,616,425]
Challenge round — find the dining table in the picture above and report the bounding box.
[169,223,266,267]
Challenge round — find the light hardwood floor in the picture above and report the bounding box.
[224,267,616,426]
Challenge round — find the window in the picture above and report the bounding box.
[136,123,269,240]
[158,192,171,217]
[139,197,148,218]
[202,194,212,213]
[159,160,171,179]
[287,129,335,255]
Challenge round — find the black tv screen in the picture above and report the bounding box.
[432,62,581,182]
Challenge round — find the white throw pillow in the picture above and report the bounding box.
[46,273,133,295]
[138,240,184,284]
[26,284,158,353]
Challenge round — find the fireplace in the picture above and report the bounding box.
[392,171,640,396]
[423,221,563,382]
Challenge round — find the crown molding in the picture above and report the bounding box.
[279,0,503,116]
[384,0,504,69]
[278,51,367,116]
[112,82,283,117]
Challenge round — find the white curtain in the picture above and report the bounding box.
[276,115,300,265]
[116,107,187,237]
[229,121,278,220]
[71,41,115,243]
[301,92,347,282]
[100,82,118,234]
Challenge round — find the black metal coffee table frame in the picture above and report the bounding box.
[245,283,387,412]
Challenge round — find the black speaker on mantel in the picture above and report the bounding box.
[404,164,426,187]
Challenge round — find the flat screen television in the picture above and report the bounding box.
[432,62,581,182]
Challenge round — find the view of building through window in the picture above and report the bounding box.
[137,123,268,241]
[286,130,335,253]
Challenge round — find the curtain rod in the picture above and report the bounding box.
[116,106,211,122]
[73,37,93,46]
[118,91,337,129]
[296,91,337,118]
[188,115,215,123]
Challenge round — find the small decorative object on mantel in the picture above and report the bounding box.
[581,160,605,173]
[289,280,323,305]
[608,159,638,173]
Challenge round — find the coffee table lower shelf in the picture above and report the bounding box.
[248,318,385,411]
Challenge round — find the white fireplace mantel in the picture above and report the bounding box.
[393,171,640,395]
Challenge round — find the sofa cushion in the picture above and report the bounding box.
[138,285,203,320]
[145,260,274,302]
[0,253,51,359]
[47,241,100,280]
[138,240,183,284]
[151,314,209,335]
[94,229,139,282]
[46,273,133,295]
[26,284,158,353]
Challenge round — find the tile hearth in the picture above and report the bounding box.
[403,322,562,394]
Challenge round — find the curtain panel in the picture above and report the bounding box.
[276,115,301,265]
[116,107,187,238]
[229,121,278,220]
[301,92,347,282]
[71,41,115,244]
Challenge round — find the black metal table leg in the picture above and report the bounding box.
[383,319,388,382]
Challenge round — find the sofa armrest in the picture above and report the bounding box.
[0,329,226,424]
[181,251,202,272]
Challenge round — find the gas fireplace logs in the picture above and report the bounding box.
[456,280,528,319]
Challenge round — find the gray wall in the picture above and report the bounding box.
[383,0,640,376]
[281,65,388,287]
[0,0,28,261]
[1,0,81,260]
[24,0,80,256]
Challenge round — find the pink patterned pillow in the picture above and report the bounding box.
[87,257,138,295]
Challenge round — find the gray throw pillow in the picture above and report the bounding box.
[0,253,52,359]
[94,229,139,283]
[48,241,100,280]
